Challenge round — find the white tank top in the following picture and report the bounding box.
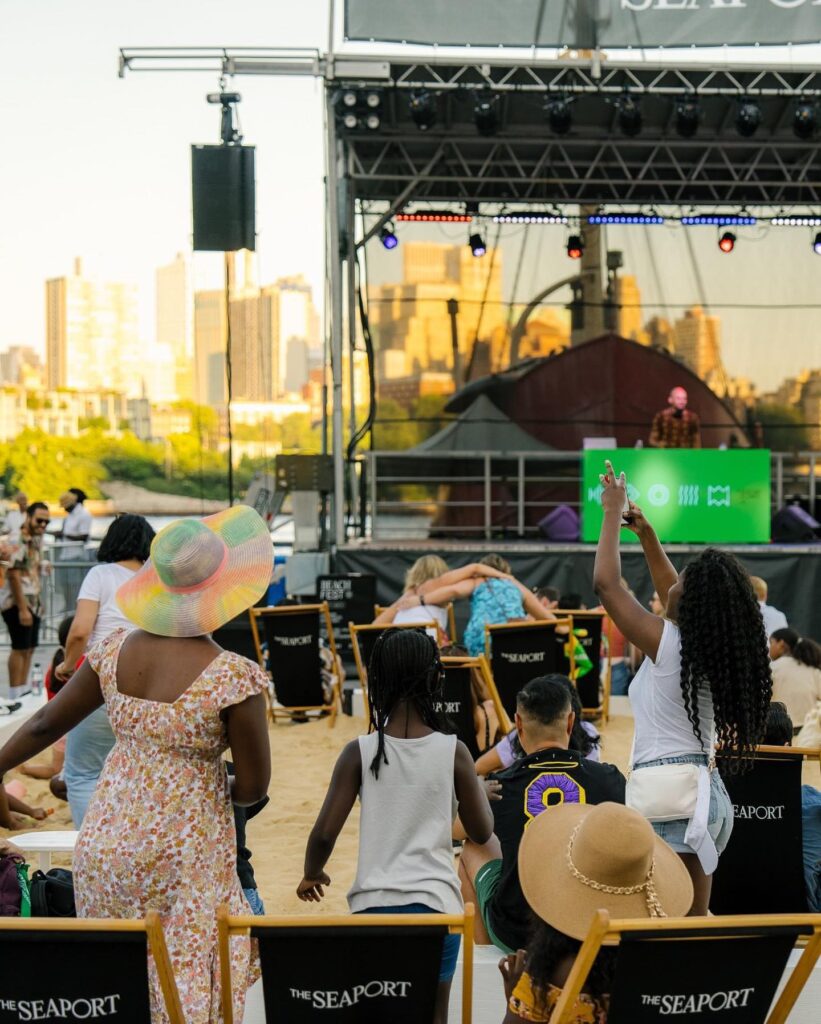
[347,731,463,915]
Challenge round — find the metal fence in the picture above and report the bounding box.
[363,450,821,541]
[0,556,94,650]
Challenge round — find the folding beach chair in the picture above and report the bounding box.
[710,745,821,915]
[548,910,821,1024]
[557,608,610,720]
[217,904,475,1024]
[0,911,183,1023]
[439,654,511,759]
[485,618,574,721]
[374,601,457,643]
[350,621,440,721]
[249,602,341,726]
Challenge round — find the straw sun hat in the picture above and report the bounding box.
[518,802,693,941]
[116,505,273,638]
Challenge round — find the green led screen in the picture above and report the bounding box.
[581,449,771,544]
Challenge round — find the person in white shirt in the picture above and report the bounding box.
[54,513,155,826]
[57,488,93,561]
[750,576,788,637]
[769,628,821,731]
[2,492,28,545]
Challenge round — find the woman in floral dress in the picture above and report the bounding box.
[0,506,274,1022]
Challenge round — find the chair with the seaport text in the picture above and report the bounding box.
[439,655,511,760]
[556,607,611,720]
[485,618,574,721]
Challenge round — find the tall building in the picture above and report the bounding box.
[275,275,319,396]
[193,290,228,406]
[46,258,142,396]
[0,346,42,388]
[156,253,193,400]
[614,275,648,345]
[673,306,723,382]
[369,242,505,386]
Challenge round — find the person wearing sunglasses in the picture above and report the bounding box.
[0,502,50,699]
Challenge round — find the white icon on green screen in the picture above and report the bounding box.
[708,485,731,507]
[647,484,670,507]
[678,485,699,506]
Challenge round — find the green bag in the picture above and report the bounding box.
[17,860,31,917]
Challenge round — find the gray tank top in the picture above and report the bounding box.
[347,731,463,915]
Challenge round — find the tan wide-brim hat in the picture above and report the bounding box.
[518,802,693,941]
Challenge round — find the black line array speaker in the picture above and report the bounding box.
[191,144,256,251]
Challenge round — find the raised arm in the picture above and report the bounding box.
[415,562,505,598]
[626,504,679,609]
[415,577,480,607]
[593,462,664,661]
[297,740,362,902]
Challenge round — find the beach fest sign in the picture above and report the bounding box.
[0,931,152,1022]
[345,0,821,48]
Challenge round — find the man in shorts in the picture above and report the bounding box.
[1,501,50,698]
[458,675,626,952]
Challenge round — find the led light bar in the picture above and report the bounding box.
[396,212,473,222]
[492,212,568,224]
[771,216,821,227]
[680,215,757,226]
[587,214,665,225]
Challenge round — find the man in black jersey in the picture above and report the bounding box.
[458,674,626,952]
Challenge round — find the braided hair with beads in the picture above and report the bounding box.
[677,548,772,773]
[366,627,445,779]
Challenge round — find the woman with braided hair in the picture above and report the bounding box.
[593,461,771,915]
[298,627,493,1024]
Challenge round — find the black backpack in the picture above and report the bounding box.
[29,868,76,917]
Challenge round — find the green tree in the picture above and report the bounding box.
[281,412,321,451]
[755,403,811,452]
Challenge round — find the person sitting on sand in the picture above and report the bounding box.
[298,627,493,1024]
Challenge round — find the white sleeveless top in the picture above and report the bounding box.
[347,731,462,915]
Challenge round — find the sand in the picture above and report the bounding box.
[3,713,817,916]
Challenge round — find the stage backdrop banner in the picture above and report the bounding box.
[344,1,821,49]
[582,448,771,544]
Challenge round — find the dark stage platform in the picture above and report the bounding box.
[334,541,821,641]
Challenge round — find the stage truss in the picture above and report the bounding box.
[119,46,821,541]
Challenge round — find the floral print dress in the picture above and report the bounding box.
[73,628,269,1023]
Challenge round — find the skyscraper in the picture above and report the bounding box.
[673,306,723,382]
[46,258,141,396]
[156,253,193,400]
[193,290,228,406]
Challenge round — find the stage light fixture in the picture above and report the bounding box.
[379,223,399,250]
[675,98,700,138]
[735,98,761,137]
[342,112,358,130]
[794,101,817,140]
[342,91,357,108]
[566,234,584,259]
[365,113,381,130]
[365,91,381,109]
[680,215,757,226]
[771,216,821,227]
[469,233,487,257]
[397,211,473,223]
[492,212,568,224]
[474,95,499,137]
[409,89,437,131]
[616,94,642,137]
[814,232,821,255]
[545,95,572,135]
[587,214,665,225]
[718,231,736,253]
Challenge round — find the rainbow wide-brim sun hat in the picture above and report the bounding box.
[116,505,273,637]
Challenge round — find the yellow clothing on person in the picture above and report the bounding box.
[509,972,609,1023]
[771,656,821,729]
[74,628,268,1023]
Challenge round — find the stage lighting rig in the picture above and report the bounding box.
[718,231,736,253]
[735,98,761,138]
[334,88,383,132]
[206,91,243,145]
[794,101,817,140]
[379,223,398,250]
[675,98,700,138]
[545,95,572,135]
[566,235,584,259]
[469,233,487,257]
[409,90,437,131]
[616,94,642,137]
[474,94,499,137]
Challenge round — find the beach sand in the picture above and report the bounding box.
[3,713,817,916]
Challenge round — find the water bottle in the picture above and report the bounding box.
[30,661,43,696]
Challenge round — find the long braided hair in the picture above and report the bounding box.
[677,549,772,772]
[367,628,445,779]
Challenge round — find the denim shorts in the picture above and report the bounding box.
[355,904,461,982]
[634,754,734,858]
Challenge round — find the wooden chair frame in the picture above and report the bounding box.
[484,617,576,714]
[557,607,611,721]
[441,653,513,736]
[0,911,184,1023]
[754,744,821,768]
[549,910,821,1024]
[374,601,457,642]
[249,602,340,727]
[350,620,439,725]
[217,904,475,1024]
